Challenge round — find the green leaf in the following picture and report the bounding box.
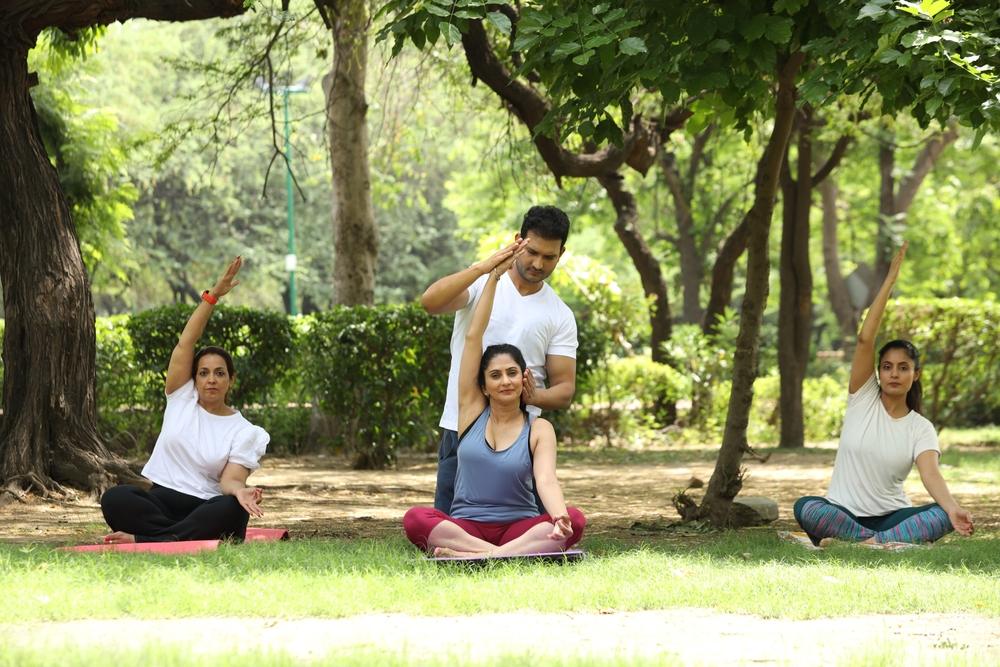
[764,17,793,44]
[443,22,461,46]
[553,42,582,58]
[920,0,951,18]
[739,14,768,41]
[573,50,594,66]
[619,37,647,56]
[512,32,538,51]
[592,3,610,15]
[424,4,450,18]
[486,11,511,35]
[858,2,888,20]
[937,77,956,95]
[707,38,731,53]
[878,48,901,63]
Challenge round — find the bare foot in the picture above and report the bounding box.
[433,546,488,558]
[104,531,135,544]
[818,537,839,548]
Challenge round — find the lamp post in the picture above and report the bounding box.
[278,82,308,316]
[257,76,308,314]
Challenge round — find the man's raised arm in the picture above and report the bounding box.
[420,239,520,315]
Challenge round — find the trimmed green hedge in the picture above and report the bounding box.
[882,298,1000,426]
[299,304,452,469]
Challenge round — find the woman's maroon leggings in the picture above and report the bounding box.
[403,506,586,551]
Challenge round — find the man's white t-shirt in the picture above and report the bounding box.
[825,374,940,517]
[439,272,577,431]
[142,379,270,499]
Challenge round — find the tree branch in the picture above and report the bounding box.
[894,122,958,213]
[9,0,246,38]
[810,134,851,186]
[459,19,669,182]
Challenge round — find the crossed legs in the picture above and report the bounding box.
[793,496,953,546]
[403,507,586,557]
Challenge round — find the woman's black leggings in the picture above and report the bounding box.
[100,484,249,543]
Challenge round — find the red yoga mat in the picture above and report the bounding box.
[59,527,289,554]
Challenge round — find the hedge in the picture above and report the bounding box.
[882,298,1000,426]
[299,304,452,468]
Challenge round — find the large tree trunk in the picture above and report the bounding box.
[323,0,378,306]
[598,171,676,422]
[776,110,814,450]
[0,44,135,498]
[693,53,803,527]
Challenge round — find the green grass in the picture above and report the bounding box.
[1,533,998,623]
[0,643,991,667]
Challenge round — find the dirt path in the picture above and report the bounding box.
[1,450,996,543]
[2,611,997,665]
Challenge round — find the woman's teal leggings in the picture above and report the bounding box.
[793,496,953,546]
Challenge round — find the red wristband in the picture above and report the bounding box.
[201,290,218,305]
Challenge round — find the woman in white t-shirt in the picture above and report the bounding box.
[100,256,270,544]
[793,242,974,546]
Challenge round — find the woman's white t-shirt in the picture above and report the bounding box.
[825,374,939,517]
[142,379,270,500]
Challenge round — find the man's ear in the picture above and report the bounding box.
[559,246,566,258]
[515,233,522,243]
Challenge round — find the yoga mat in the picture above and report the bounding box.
[245,527,290,541]
[428,549,585,564]
[60,540,220,554]
[59,527,289,553]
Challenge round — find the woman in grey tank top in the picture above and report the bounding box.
[403,239,586,557]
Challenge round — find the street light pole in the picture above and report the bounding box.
[282,87,298,316]
[277,82,307,316]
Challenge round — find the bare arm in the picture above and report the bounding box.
[850,241,907,393]
[531,419,572,539]
[916,451,973,536]
[523,355,576,411]
[219,462,263,518]
[456,240,526,434]
[165,256,243,394]
[420,236,524,315]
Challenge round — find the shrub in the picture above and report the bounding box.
[882,298,1000,426]
[571,355,687,445]
[126,303,296,409]
[701,372,848,445]
[299,304,452,469]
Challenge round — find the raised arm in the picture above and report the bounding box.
[456,240,525,433]
[420,236,525,315]
[164,256,243,394]
[850,241,907,393]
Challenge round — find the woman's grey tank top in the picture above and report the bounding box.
[450,407,539,522]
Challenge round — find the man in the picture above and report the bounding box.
[421,205,578,513]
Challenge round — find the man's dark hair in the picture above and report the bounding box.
[520,205,570,247]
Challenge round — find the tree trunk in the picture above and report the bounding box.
[776,110,814,450]
[598,171,676,423]
[871,124,958,298]
[659,152,704,325]
[695,53,803,527]
[820,176,858,352]
[0,44,135,498]
[702,217,749,335]
[324,0,377,306]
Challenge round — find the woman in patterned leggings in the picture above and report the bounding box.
[793,241,974,546]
